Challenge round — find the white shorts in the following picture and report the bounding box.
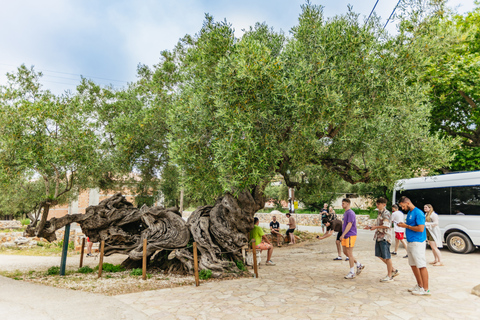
[407,241,426,268]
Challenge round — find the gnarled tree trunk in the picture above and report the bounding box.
[25,186,265,277]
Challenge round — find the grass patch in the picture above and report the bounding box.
[0,242,77,257]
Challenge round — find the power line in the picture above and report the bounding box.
[366,0,380,25]
[384,0,402,29]
[0,63,129,84]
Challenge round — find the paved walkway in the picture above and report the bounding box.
[0,276,147,320]
[115,230,480,319]
[1,230,479,319]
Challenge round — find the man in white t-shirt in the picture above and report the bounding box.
[391,204,408,258]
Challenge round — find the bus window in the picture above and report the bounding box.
[395,187,450,215]
[451,186,480,216]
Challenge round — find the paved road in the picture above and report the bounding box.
[1,230,479,319]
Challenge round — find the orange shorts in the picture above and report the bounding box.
[257,242,272,250]
[342,236,357,248]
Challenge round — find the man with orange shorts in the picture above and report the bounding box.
[339,198,364,279]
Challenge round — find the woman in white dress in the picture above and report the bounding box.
[424,204,443,266]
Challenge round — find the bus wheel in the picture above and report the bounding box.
[446,232,473,254]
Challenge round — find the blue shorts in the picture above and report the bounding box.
[375,240,391,259]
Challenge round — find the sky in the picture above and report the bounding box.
[0,0,477,95]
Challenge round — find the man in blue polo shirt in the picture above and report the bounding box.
[398,196,430,296]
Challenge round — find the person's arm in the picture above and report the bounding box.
[371,218,390,230]
[318,230,334,240]
[426,213,439,228]
[261,234,271,244]
[398,219,425,232]
[340,222,352,240]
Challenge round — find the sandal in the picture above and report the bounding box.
[433,262,444,266]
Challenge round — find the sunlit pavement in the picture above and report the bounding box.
[114,229,480,319]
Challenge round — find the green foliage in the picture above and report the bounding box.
[143,4,456,205]
[199,269,213,280]
[0,65,105,224]
[135,195,155,208]
[56,240,74,250]
[235,260,247,272]
[130,268,143,276]
[20,219,31,226]
[47,266,60,276]
[94,263,125,273]
[77,266,94,274]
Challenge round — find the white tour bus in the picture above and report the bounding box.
[393,171,480,254]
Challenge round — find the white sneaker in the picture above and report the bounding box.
[412,287,431,296]
[356,264,365,275]
[380,276,394,282]
[344,272,356,279]
[408,284,421,292]
[391,269,400,278]
[266,260,276,266]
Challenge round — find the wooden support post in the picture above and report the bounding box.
[79,237,85,268]
[98,240,105,278]
[60,224,71,276]
[193,242,200,287]
[142,238,147,280]
[252,240,258,278]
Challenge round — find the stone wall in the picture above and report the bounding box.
[0,228,86,250]
[254,212,375,228]
[182,211,375,228]
[0,220,22,229]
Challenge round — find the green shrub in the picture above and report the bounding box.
[94,263,125,273]
[130,268,143,276]
[20,218,31,226]
[103,263,125,273]
[47,266,60,275]
[199,269,212,280]
[235,260,247,271]
[77,266,94,274]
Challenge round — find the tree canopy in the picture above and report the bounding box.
[143,3,455,204]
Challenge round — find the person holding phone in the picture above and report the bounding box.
[365,197,399,282]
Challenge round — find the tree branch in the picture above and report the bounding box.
[459,90,477,110]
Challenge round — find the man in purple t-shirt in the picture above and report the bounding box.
[339,198,365,279]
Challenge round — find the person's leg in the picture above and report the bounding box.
[267,244,273,261]
[345,247,355,269]
[429,241,442,263]
[401,239,408,253]
[411,266,423,288]
[87,241,93,254]
[394,238,400,253]
[336,240,342,257]
[419,267,429,290]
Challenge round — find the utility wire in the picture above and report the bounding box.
[384,0,402,29]
[366,0,380,25]
[0,63,129,84]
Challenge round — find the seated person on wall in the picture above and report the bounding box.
[250,217,276,266]
[317,218,346,261]
[270,215,284,246]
